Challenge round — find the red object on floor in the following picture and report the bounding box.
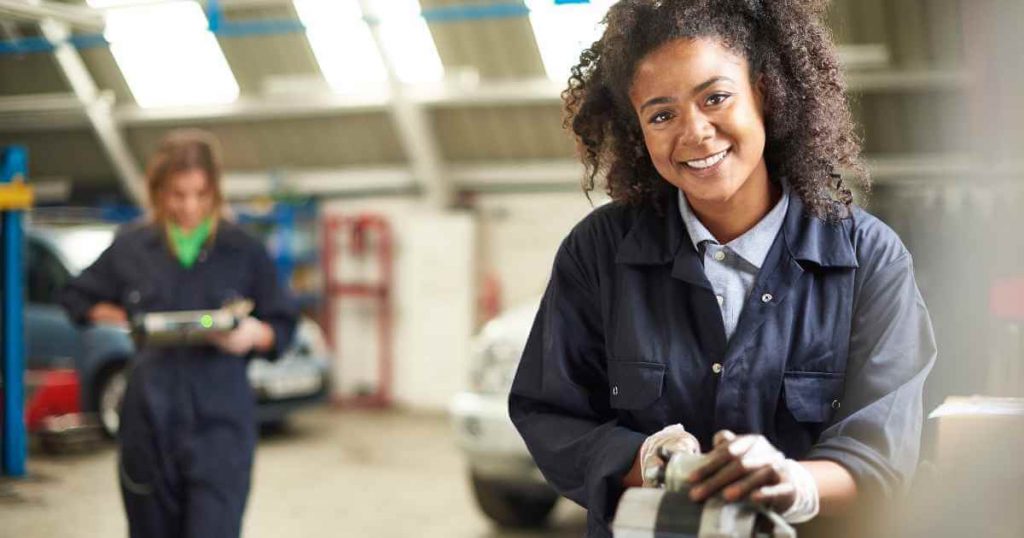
[24,369,82,433]
[990,276,1024,321]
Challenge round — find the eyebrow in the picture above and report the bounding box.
[638,75,735,112]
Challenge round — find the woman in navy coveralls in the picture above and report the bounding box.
[508,1,937,536]
[61,130,297,538]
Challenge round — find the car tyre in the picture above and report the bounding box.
[96,364,127,439]
[470,472,558,528]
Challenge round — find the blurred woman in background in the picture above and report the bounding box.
[61,129,297,538]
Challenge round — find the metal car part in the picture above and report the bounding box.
[613,450,796,538]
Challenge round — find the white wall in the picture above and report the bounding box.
[474,191,605,311]
[321,198,475,411]
[319,190,602,412]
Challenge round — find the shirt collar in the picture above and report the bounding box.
[676,181,790,270]
[615,183,858,269]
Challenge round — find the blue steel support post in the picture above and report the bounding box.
[1,146,29,478]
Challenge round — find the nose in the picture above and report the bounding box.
[677,110,714,148]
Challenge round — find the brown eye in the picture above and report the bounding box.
[649,111,674,125]
[705,93,730,106]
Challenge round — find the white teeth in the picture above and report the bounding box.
[685,149,728,169]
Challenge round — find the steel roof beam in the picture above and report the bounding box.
[36,15,145,204]
[0,0,104,30]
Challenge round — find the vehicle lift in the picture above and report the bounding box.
[1,146,33,477]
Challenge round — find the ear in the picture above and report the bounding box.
[753,74,768,114]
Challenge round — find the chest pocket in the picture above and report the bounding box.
[608,361,665,410]
[783,371,845,423]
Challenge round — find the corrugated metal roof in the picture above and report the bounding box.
[433,103,572,161]
[423,0,544,79]
[124,113,405,169]
[0,128,113,178]
[0,24,68,95]
[216,2,321,96]
[76,44,134,104]
[0,0,999,197]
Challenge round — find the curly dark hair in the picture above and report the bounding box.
[564,0,866,220]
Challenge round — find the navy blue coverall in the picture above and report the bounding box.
[61,221,297,538]
[509,194,936,537]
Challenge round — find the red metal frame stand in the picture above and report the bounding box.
[321,214,393,408]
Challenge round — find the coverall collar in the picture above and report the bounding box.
[616,187,858,269]
[138,219,247,255]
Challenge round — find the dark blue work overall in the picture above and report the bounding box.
[509,194,936,537]
[62,221,297,538]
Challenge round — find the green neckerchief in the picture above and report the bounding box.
[167,217,214,269]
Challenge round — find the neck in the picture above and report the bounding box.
[686,164,779,244]
[171,217,212,235]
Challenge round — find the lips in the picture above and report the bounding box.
[682,148,730,170]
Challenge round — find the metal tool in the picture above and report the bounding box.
[131,299,253,347]
[613,448,796,538]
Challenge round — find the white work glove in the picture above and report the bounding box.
[208,316,272,356]
[775,458,820,523]
[639,424,701,487]
[687,430,820,523]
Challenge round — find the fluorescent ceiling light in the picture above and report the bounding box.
[88,0,239,108]
[293,0,443,93]
[526,0,615,83]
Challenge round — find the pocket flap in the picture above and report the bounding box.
[608,361,665,410]
[783,371,845,423]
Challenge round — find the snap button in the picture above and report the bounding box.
[713,250,726,262]
[128,290,141,304]
[831,399,841,410]
[711,363,723,374]
[612,386,619,396]
[761,293,773,303]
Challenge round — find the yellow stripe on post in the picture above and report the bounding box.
[0,181,34,210]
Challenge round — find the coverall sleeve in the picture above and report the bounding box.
[249,245,298,361]
[59,242,123,325]
[508,236,646,532]
[805,253,937,498]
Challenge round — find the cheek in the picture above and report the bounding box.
[643,130,673,166]
[731,114,766,160]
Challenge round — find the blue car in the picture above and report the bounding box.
[24,224,330,438]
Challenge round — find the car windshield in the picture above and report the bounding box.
[40,227,117,276]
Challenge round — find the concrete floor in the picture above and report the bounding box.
[0,407,586,537]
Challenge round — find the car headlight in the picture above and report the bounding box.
[468,339,523,395]
[296,318,330,362]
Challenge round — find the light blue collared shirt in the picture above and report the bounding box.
[678,183,790,340]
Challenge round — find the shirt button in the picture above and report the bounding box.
[831,399,841,410]
[711,363,723,374]
[127,290,141,304]
[612,386,619,396]
[716,295,724,306]
[761,293,773,303]
[713,250,726,262]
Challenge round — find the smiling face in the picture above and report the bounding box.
[629,37,769,209]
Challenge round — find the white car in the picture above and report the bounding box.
[449,300,560,528]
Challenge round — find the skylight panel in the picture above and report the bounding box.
[293,0,443,93]
[526,0,616,83]
[88,0,239,108]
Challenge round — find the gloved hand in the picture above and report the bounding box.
[208,316,274,356]
[687,430,819,523]
[640,424,701,487]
